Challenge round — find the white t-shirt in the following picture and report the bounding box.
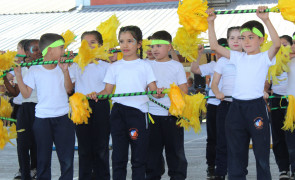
[199,61,221,106]
[214,57,236,102]
[24,65,73,118]
[271,72,288,96]
[287,57,295,96]
[230,51,276,100]
[148,60,187,116]
[103,59,156,113]
[70,61,110,95]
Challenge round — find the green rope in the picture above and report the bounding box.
[214,8,279,15]
[0,117,17,122]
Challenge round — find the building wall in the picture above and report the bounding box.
[91,0,177,6]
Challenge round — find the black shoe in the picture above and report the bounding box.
[206,166,215,179]
[278,171,289,180]
[214,175,225,180]
[13,171,21,180]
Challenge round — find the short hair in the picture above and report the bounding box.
[147,36,152,40]
[24,39,39,52]
[241,20,265,37]
[151,30,172,43]
[280,35,293,46]
[39,33,64,53]
[227,26,241,39]
[218,38,228,47]
[17,39,29,49]
[81,31,103,45]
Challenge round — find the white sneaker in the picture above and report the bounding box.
[290,172,294,180]
[30,168,37,179]
[13,171,21,180]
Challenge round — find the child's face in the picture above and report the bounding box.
[27,41,42,62]
[17,45,25,63]
[241,31,264,54]
[82,34,99,49]
[280,38,291,47]
[119,32,141,58]
[228,30,242,51]
[49,45,65,60]
[146,49,155,60]
[151,44,171,61]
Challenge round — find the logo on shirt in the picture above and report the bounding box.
[129,128,138,140]
[254,117,263,130]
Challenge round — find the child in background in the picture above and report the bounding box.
[207,6,280,179]
[15,33,75,180]
[145,30,188,180]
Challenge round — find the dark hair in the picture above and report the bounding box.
[227,26,241,39]
[118,25,143,59]
[39,33,64,53]
[280,35,293,46]
[81,31,103,45]
[218,38,228,47]
[151,30,172,43]
[241,20,265,37]
[24,39,39,52]
[147,36,152,40]
[18,39,29,49]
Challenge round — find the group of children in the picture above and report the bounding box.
[1,5,295,180]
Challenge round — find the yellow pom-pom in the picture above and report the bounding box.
[177,0,209,34]
[277,0,295,24]
[173,27,206,62]
[68,92,92,125]
[74,40,99,72]
[168,83,185,116]
[117,52,123,60]
[0,51,18,71]
[96,14,120,50]
[61,30,76,49]
[142,39,151,59]
[0,96,13,118]
[0,120,18,150]
[177,93,206,133]
[282,95,295,132]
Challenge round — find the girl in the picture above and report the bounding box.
[89,25,163,180]
[70,30,111,180]
[211,26,243,180]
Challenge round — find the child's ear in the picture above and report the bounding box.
[137,40,142,49]
[259,37,264,45]
[168,44,172,51]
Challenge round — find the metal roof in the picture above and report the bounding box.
[0,0,76,15]
[0,0,293,52]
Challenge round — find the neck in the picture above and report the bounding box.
[246,49,261,55]
[123,54,139,61]
[156,56,170,62]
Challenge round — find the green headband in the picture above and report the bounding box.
[151,40,170,45]
[42,39,65,57]
[240,27,263,38]
[293,35,295,40]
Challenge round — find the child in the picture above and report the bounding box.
[89,25,163,180]
[70,31,111,180]
[211,26,242,180]
[207,6,281,180]
[190,38,227,179]
[264,35,292,180]
[145,30,188,180]
[15,33,75,180]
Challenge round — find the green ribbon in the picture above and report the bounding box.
[42,39,65,57]
[240,27,264,37]
[151,40,170,45]
[293,35,295,40]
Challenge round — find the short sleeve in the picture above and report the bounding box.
[103,64,116,85]
[23,68,35,90]
[176,64,187,85]
[68,63,77,83]
[145,62,157,85]
[214,58,225,74]
[264,51,276,67]
[199,61,216,76]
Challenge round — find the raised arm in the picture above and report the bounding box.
[256,6,280,60]
[190,45,204,75]
[58,57,74,95]
[207,8,230,59]
[3,73,20,97]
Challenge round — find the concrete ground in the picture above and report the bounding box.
[0,123,280,180]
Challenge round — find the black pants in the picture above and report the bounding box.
[110,103,149,180]
[226,97,271,180]
[146,115,187,180]
[206,104,217,167]
[33,115,75,180]
[215,101,231,176]
[270,94,290,172]
[76,100,110,180]
[16,102,37,180]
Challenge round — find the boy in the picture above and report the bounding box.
[15,33,75,180]
[145,30,188,180]
[207,6,281,180]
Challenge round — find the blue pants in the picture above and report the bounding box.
[215,101,231,176]
[16,103,37,180]
[145,115,187,180]
[76,100,110,180]
[206,104,217,167]
[33,115,75,180]
[225,97,271,180]
[110,103,149,180]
